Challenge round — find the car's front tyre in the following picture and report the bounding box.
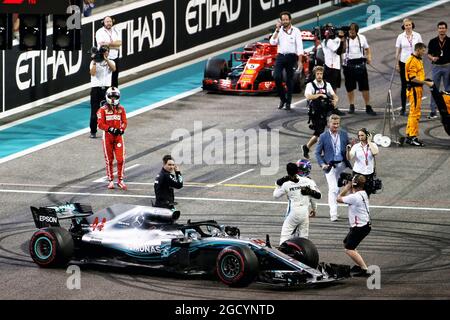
[216,245,258,287]
[279,237,319,268]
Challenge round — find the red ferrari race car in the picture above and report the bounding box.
[202,31,317,94]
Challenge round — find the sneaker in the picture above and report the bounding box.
[350,265,363,273]
[348,104,355,114]
[107,181,114,189]
[330,216,339,222]
[90,133,96,139]
[278,101,285,109]
[399,109,406,116]
[333,108,346,116]
[353,270,370,278]
[301,145,310,159]
[117,180,128,190]
[285,103,291,110]
[366,105,377,116]
[427,112,438,120]
[406,136,424,147]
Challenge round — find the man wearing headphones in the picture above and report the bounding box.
[96,16,122,87]
[337,174,371,277]
[270,11,304,110]
[342,23,376,116]
[301,66,339,159]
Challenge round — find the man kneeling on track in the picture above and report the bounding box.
[273,160,321,245]
[337,174,371,277]
[97,87,128,190]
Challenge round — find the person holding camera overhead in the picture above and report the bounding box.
[301,66,339,159]
[337,174,372,277]
[346,128,379,197]
[342,23,377,116]
[395,18,423,116]
[96,16,122,88]
[89,45,116,139]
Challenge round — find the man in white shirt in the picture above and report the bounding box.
[270,11,304,110]
[337,174,372,277]
[342,23,376,116]
[273,162,321,245]
[301,66,339,159]
[89,45,116,138]
[96,16,122,87]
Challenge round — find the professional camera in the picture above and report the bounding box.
[313,24,350,40]
[90,46,108,63]
[337,172,353,187]
[366,177,383,194]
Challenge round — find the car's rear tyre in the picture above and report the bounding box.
[29,227,74,268]
[216,245,259,287]
[204,58,229,79]
[279,237,319,268]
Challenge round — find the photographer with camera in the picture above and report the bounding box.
[337,174,372,277]
[346,128,380,197]
[274,161,321,244]
[321,24,346,117]
[342,23,377,116]
[89,45,116,139]
[315,114,352,222]
[301,66,339,159]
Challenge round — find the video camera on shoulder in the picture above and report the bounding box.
[313,24,350,40]
[91,46,109,63]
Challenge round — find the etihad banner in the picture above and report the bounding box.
[1,0,328,114]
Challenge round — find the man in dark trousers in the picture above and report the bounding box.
[154,155,183,209]
[269,11,304,110]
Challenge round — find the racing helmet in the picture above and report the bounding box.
[296,159,312,177]
[106,87,120,106]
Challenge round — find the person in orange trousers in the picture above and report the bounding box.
[404,43,434,146]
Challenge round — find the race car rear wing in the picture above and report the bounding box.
[31,203,94,229]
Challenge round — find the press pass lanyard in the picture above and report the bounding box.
[331,132,339,157]
[361,143,369,166]
[439,38,446,57]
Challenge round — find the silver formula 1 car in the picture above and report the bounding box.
[29,203,350,287]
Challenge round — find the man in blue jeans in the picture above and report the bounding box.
[427,21,450,119]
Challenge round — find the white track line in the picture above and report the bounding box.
[215,169,255,186]
[93,164,141,183]
[1,188,449,212]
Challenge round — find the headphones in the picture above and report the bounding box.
[401,20,415,30]
[101,16,115,27]
[352,174,366,189]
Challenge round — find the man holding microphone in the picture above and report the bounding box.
[270,11,304,111]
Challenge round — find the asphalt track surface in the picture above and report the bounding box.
[0,4,450,300]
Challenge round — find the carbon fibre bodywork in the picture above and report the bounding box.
[30,203,350,287]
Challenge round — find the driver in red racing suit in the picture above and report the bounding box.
[97,87,128,190]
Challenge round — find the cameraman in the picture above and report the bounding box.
[322,24,346,117]
[342,23,377,116]
[274,161,321,244]
[347,128,379,197]
[337,175,371,277]
[89,45,116,138]
[301,66,339,159]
